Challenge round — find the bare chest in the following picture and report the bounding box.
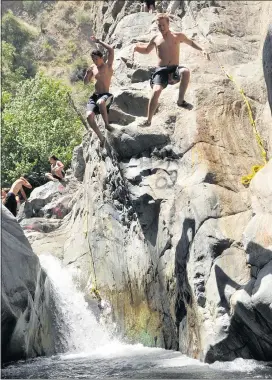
[93,65,112,80]
[156,35,179,54]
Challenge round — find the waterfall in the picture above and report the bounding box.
[39,254,110,354]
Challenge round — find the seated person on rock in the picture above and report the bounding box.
[140,0,156,13]
[133,13,210,126]
[84,35,114,147]
[45,155,65,181]
[3,176,32,217]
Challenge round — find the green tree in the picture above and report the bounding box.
[2,11,37,81]
[2,10,35,51]
[2,73,84,185]
[2,41,27,97]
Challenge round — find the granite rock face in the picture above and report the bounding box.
[20,1,272,363]
[1,207,59,363]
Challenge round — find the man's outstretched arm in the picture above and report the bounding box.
[178,33,210,60]
[91,36,114,66]
[133,36,156,56]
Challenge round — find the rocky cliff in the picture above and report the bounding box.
[1,206,60,364]
[15,1,272,363]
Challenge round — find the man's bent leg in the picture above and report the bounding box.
[45,173,55,181]
[177,67,190,104]
[147,85,163,123]
[87,112,105,145]
[97,100,113,131]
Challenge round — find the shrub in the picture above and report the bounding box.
[22,0,42,16]
[2,10,35,51]
[2,73,84,185]
[75,10,91,26]
[2,11,37,81]
[67,40,77,54]
[70,57,89,83]
[2,41,26,94]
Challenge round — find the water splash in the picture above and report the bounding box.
[39,254,110,353]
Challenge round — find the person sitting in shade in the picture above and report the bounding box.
[3,176,32,217]
[45,155,65,181]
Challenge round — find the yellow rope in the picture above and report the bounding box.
[219,67,267,185]
[185,2,267,185]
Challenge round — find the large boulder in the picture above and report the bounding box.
[28,181,66,215]
[1,206,58,363]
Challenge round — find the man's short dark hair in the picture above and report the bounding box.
[91,50,103,58]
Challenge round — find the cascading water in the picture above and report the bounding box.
[2,254,271,379]
[39,254,111,354]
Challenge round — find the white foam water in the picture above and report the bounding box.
[210,357,266,372]
[39,254,111,353]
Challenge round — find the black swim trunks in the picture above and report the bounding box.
[150,65,186,89]
[52,171,65,181]
[141,0,156,10]
[4,192,17,217]
[86,93,114,116]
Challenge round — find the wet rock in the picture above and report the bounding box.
[1,206,57,363]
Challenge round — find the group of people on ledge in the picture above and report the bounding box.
[2,156,65,217]
[84,13,209,146]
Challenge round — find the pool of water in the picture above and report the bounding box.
[4,255,271,379]
[2,343,272,379]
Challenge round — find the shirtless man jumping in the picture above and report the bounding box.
[133,13,210,126]
[84,36,114,145]
[3,176,32,217]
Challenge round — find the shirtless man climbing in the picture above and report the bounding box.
[133,13,210,126]
[84,36,114,146]
[3,176,32,217]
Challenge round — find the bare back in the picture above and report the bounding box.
[10,178,32,196]
[154,30,181,66]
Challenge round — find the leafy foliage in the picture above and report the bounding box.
[2,10,35,52]
[2,41,27,95]
[75,10,91,26]
[1,11,37,97]
[22,0,42,16]
[70,57,89,83]
[2,73,84,185]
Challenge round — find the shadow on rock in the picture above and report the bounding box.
[205,241,272,362]
[174,218,196,340]
[133,195,160,246]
